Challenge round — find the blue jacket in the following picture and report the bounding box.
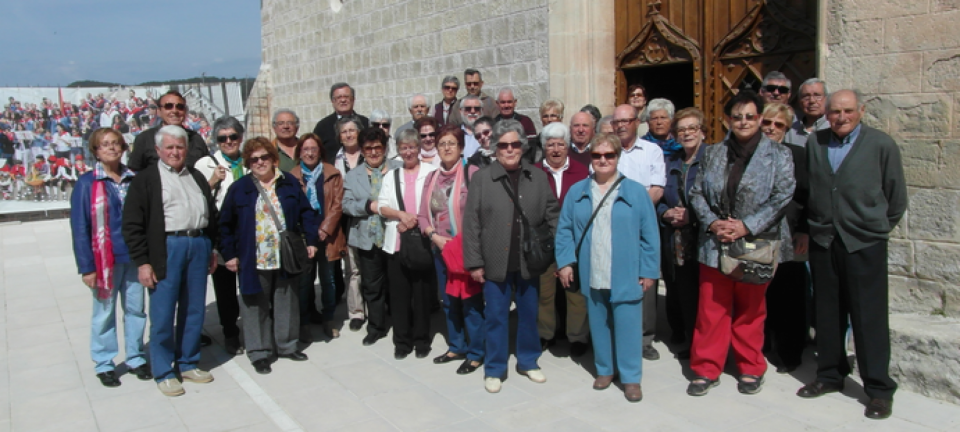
[70,170,132,274]
[555,176,660,303]
[218,172,321,295]
[656,145,705,264]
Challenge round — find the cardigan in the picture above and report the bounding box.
[217,173,321,295]
[342,159,403,250]
[377,162,437,254]
[121,163,219,281]
[536,158,590,206]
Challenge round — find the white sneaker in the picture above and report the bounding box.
[181,369,214,383]
[157,378,185,397]
[485,377,502,393]
[519,368,547,383]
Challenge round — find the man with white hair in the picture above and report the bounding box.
[458,95,484,158]
[568,111,596,167]
[785,78,831,146]
[394,94,429,140]
[122,125,219,397]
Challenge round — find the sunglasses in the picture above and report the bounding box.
[591,152,617,161]
[372,122,391,128]
[248,154,273,164]
[216,133,240,143]
[161,103,187,111]
[497,141,522,150]
[761,119,788,129]
[420,132,437,139]
[476,130,492,137]
[462,106,481,113]
[443,85,459,91]
[730,113,759,121]
[763,85,790,95]
[363,145,385,153]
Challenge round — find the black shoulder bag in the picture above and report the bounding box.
[393,169,435,270]
[499,175,554,275]
[253,179,311,275]
[566,176,625,293]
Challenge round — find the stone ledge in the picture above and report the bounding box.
[889,313,960,404]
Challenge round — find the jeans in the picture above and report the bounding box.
[148,235,211,382]
[90,261,147,373]
[435,255,485,361]
[483,271,540,378]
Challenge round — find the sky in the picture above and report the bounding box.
[1,0,262,87]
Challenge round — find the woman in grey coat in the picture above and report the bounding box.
[686,90,795,397]
[463,119,559,394]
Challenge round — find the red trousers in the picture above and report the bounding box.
[690,264,770,378]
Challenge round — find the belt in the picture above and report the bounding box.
[166,229,204,237]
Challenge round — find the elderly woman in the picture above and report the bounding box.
[290,133,346,340]
[420,125,484,374]
[376,129,437,359]
[343,127,402,345]
[556,133,659,402]
[760,102,810,373]
[70,128,151,387]
[193,116,247,354]
[657,108,707,360]
[642,98,681,157]
[686,91,795,396]
[598,115,615,135]
[218,137,321,375]
[466,117,495,176]
[369,109,398,159]
[415,117,441,167]
[626,84,650,137]
[463,119,559,393]
[333,116,367,331]
[539,99,565,127]
[535,122,590,355]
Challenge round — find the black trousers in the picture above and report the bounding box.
[664,258,700,350]
[387,254,435,352]
[211,264,240,338]
[809,238,897,400]
[764,261,808,368]
[357,246,390,336]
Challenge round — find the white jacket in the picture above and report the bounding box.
[193,151,248,210]
[376,162,437,254]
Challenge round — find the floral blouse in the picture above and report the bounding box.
[255,171,286,270]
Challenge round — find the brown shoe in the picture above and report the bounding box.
[624,383,643,402]
[593,375,614,390]
[865,398,893,420]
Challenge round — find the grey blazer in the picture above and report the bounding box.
[688,136,796,269]
[342,159,402,250]
[463,160,560,282]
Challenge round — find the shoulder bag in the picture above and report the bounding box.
[499,176,554,275]
[393,169,435,270]
[566,176,625,293]
[253,179,310,275]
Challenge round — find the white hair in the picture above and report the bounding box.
[155,125,188,148]
[408,93,429,109]
[541,122,570,144]
[643,98,675,120]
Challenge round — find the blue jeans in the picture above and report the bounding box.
[483,271,540,378]
[435,255,485,362]
[299,256,338,323]
[90,261,147,373]
[149,236,211,382]
[588,289,644,384]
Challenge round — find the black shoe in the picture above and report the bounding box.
[362,333,385,346]
[349,318,365,332]
[737,374,764,395]
[865,398,893,419]
[569,342,589,357]
[642,345,660,360]
[394,348,411,360]
[96,371,121,387]
[686,377,720,396]
[433,351,466,364]
[200,334,212,347]
[130,364,153,381]
[279,351,308,361]
[797,381,843,398]
[253,359,272,375]
[540,338,556,352]
[456,359,482,375]
[415,347,431,359]
[225,336,244,355]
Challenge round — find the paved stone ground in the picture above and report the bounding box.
[3,219,960,432]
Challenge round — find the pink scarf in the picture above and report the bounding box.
[423,160,465,235]
[90,180,115,300]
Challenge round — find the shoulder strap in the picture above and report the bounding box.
[499,176,530,230]
[575,176,625,259]
[394,168,405,211]
[252,179,285,232]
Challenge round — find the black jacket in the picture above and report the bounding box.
[122,163,219,281]
[127,125,210,171]
[312,112,369,165]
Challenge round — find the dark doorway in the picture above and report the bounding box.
[623,63,695,111]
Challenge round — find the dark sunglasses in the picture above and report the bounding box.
[372,122,391,128]
[462,106,481,113]
[497,141,522,150]
[420,132,437,138]
[761,119,788,129]
[763,85,790,95]
[443,85,459,91]
[216,133,240,143]
[248,154,273,164]
[730,113,759,121]
[591,152,617,161]
[161,102,187,111]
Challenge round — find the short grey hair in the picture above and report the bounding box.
[395,129,420,147]
[800,78,829,96]
[497,86,518,101]
[155,125,187,148]
[828,89,866,109]
[762,71,792,89]
[272,108,299,125]
[644,98,675,120]
[597,115,614,133]
[491,119,528,148]
[329,82,354,100]
[459,95,481,111]
[211,116,244,140]
[541,122,570,144]
[369,109,391,123]
[335,116,363,134]
[408,93,429,109]
[441,76,460,88]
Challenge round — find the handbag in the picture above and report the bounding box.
[393,169,435,271]
[567,176,625,293]
[253,179,311,275]
[499,176,554,275]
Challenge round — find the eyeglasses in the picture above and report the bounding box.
[273,121,297,127]
[476,130,492,137]
[763,85,790,95]
[161,103,187,111]
[300,148,320,155]
[216,133,240,143]
[542,114,560,120]
[591,152,617,161]
[420,132,437,139]
[675,125,702,134]
[462,106,481,113]
[372,122,391,128]
[248,154,273,164]
[362,145,385,154]
[465,82,481,87]
[629,92,644,99]
[761,118,788,129]
[437,141,458,149]
[497,100,516,105]
[497,141,522,150]
[611,118,635,127]
[730,114,759,122]
[443,85,459,91]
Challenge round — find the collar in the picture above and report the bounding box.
[570,141,590,153]
[93,161,135,181]
[622,137,649,153]
[461,124,474,135]
[158,159,189,175]
[544,158,570,175]
[831,124,862,146]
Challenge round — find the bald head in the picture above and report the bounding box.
[826,89,865,139]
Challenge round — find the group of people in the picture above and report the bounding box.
[70,68,906,420]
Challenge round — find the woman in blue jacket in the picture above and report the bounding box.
[70,128,152,387]
[556,133,660,403]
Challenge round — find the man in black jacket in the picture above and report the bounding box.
[126,91,209,171]
[312,82,369,164]
[122,125,219,397]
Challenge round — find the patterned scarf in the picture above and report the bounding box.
[424,159,466,236]
[643,131,682,158]
[301,161,324,211]
[90,179,114,300]
[221,152,244,181]
[366,161,386,248]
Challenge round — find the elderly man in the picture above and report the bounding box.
[127,91,209,171]
[534,122,590,355]
[494,87,538,141]
[433,76,460,126]
[272,109,300,171]
[568,111,596,167]
[785,78,831,146]
[642,98,681,158]
[797,90,907,420]
[759,71,792,106]
[123,125,219,397]
[312,82,370,163]
[458,95,484,158]
[395,94,429,139]
[447,68,499,126]
[612,104,665,361]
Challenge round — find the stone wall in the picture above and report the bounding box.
[259,0,550,139]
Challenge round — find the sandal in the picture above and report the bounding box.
[686,376,720,396]
[737,374,764,395]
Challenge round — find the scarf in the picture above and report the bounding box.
[301,161,324,211]
[366,161,386,247]
[420,147,438,159]
[220,152,244,181]
[643,132,682,158]
[90,180,115,300]
[479,147,495,157]
[424,160,466,236]
[723,132,762,216]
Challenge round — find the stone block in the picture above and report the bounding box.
[941,141,960,188]
[909,189,960,241]
[889,239,915,276]
[924,49,960,92]
[865,94,952,138]
[935,0,960,12]
[888,314,960,404]
[900,140,940,188]
[885,10,960,53]
[889,275,944,314]
[915,241,960,284]
[850,53,923,94]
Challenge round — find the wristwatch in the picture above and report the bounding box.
[428,231,437,239]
